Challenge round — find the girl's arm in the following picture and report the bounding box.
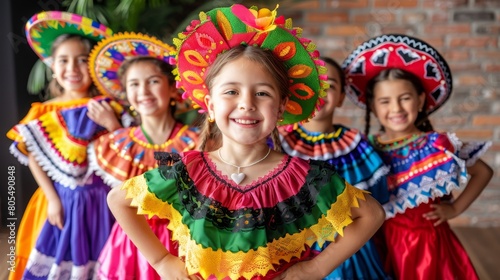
[28,154,64,229]
[424,159,493,226]
[107,186,195,279]
[280,194,385,280]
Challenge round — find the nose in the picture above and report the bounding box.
[391,100,403,112]
[138,83,149,96]
[238,92,256,111]
[67,59,78,72]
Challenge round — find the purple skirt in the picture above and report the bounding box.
[23,175,114,279]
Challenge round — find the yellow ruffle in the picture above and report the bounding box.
[124,176,367,279]
[6,98,91,156]
[39,111,88,164]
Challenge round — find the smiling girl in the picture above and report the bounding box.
[87,32,199,279]
[343,34,493,279]
[106,4,385,280]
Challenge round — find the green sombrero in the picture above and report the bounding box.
[26,11,113,66]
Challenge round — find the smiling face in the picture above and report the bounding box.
[124,60,177,118]
[50,37,92,97]
[371,78,426,140]
[312,61,345,121]
[204,56,286,147]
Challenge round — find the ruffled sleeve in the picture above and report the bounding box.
[6,99,91,165]
[17,100,109,189]
[123,151,368,279]
[376,132,471,219]
[88,123,199,188]
[443,132,492,167]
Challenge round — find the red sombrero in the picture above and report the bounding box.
[342,34,452,115]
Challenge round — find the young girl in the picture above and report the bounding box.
[279,57,389,280]
[107,4,385,279]
[343,34,494,279]
[8,11,127,279]
[87,32,199,279]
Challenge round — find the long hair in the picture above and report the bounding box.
[364,68,434,135]
[198,45,289,152]
[46,34,98,100]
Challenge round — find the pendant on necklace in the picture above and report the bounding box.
[230,173,245,185]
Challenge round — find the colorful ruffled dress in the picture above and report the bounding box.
[123,150,368,280]
[13,96,127,279]
[6,98,92,280]
[280,123,390,280]
[369,131,491,280]
[88,122,199,279]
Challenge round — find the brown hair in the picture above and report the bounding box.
[198,45,289,152]
[321,56,345,94]
[118,56,177,117]
[118,56,175,86]
[46,34,98,99]
[364,68,434,135]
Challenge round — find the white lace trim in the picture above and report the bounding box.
[384,161,468,219]
[9,143,29,166]
[26,249,97,280]
[87,142,123,188]
[460,141,492,167]
[19,123,92,189]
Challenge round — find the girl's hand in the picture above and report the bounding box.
[153,254,200,280]
[275,260,323,280]
[87,99,122,131]
[47,197,64,230]
[423,202,458,226]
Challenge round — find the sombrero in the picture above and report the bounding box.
[342,34,452,115]
[25,11,113,66]
[173,4,328,125]
[88,32,176,101]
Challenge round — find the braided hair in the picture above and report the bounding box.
[364,68,434,136]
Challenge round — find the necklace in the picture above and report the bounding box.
[217,148,271,185]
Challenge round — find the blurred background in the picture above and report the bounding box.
[1,0,498,277]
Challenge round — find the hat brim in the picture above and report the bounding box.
[26,11,113,66]
[342,34,452,115]
[89,32,176,100]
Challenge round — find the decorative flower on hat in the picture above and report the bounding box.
[232,4,282,33]
[173,4,328,125]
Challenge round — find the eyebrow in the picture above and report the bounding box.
[127,74,163,82]
[219,82,276,88]
[327,77,339,83]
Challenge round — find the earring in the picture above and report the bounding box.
[207,116,215,123]
[170,100,176,106]
[52,73,56,78]
[277,117,284,122]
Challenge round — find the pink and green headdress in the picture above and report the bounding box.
[25,11,113,66]
[173,4,328,125]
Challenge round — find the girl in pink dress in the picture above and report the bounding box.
[87,32,199,279]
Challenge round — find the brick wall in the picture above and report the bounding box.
[281,0,500,227]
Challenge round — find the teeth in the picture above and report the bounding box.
[235,119,257,124]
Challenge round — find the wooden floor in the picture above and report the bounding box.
[1,226,499,279]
